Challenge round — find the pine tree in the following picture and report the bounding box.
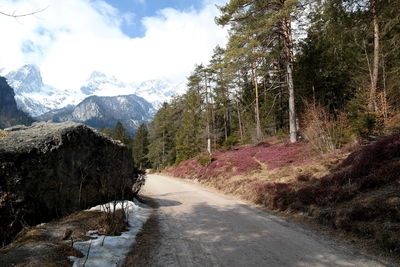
[147,99,183,169]
[132,124,150,170]
[175,69,205,162]
[217,0,300,142]
[113,121,130,145]
[209,46,234,144]
[100,127,113,137]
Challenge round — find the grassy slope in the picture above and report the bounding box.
[165,135,400,256]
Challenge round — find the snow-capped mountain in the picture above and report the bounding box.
[4,65,186,128]
[80,71,131,96]
[134,79,185,108]
[5,65,83,117]
[38,94,154,134]
[80,71,185,109]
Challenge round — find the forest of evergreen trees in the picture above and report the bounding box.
[142,0,399,170]
[101,121,150,171]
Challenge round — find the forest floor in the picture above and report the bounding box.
[164,135,400,262]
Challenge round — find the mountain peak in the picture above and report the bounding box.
[89,71,108,80]
[80,71,125,96]
[21,64,40,74]
[6,64,43,94]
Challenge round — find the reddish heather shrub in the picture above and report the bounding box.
[167,145,263,180]
[254,182,294,209]
[319,170,351,187]
[295,186,327,205]
[346,134,400,177]
[272,134,400,212]
[255,141,270,147]
[296,174,312,182]
[269,183,295,209]
[254,182,275,205]
[316,209,337,226]
[255,142,313,170]
[357,162,400,190]
[347,205,380,222]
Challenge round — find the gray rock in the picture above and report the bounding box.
[0,121,139,246]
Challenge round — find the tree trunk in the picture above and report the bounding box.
[282,17,297,143]
[370,0,380,112]
[224,110,228,141]
[381,53,388,118]
[204,71,212,154]
[251,62,262,140]
[236,98,244,142]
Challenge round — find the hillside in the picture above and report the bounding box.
[165,136,400,256]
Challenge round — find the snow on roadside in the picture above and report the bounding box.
[69,200,151,267]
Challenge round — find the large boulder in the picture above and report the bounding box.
[0,121,138,245]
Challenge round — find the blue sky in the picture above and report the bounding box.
[106,0,204,37]
[0,0,228,89]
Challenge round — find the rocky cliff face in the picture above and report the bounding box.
[0,77,33,129]
[0,122,139,245]
[38,94,154,135]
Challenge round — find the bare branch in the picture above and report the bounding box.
[0,6,48,18]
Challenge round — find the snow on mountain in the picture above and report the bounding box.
[38,94,154,135]
[80,71,131,96]
[4,65,186,119]
[80,71,185,109]
[5,65,84,117]
[134,79,186,109]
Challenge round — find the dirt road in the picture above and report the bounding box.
[126,174,388,267]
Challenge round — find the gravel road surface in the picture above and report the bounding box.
[125,174,389,267]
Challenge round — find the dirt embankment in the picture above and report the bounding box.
[165,135,400,258]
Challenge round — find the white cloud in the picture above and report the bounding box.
[0,0,228,90]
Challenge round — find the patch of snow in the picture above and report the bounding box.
[116,96,128,104]
[69,200,151,267]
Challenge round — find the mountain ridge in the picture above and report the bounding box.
[37,93,155,135]
[4,65,184,117]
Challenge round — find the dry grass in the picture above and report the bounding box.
[97,209,128,236]
[301,101,349,153]
[0,207,130,266]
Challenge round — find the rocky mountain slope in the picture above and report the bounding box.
[0,77,33,129]
[38,94,154,134]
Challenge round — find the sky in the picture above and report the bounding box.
[0,0,228,90]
